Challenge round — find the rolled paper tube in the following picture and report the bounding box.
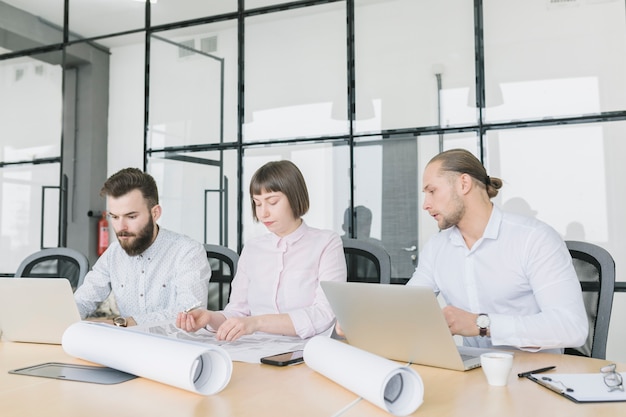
[304,336,424,416]
[62,322,232,395]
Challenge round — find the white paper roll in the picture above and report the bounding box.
[303,336,424,416]
[62,322,232,395]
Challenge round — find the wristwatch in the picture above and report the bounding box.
[113,316,127,327]
[476,313,490,337]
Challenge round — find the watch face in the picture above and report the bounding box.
[113,317,127,327]
[477,314,490,328]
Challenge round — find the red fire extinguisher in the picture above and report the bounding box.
[97,211,109,256]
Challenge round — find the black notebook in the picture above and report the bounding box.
[10,362,137,385]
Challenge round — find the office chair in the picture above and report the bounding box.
[564,240,616,360]
[204,244,239,310]
[342,238,392,284]
[14,247,90,291]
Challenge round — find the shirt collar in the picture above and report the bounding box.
[449,204,502,247]
[270,220,308,249]
[482,204,502,240]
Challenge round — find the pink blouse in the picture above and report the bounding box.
[222,222,347,339]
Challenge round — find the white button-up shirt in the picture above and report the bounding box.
[408,205,588,352]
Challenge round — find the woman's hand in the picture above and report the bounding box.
[215,317,258,341]
[334,322,345,337]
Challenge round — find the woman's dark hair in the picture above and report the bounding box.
[100,168,159,208]
[249,160,309,221]
[429,149,503,198]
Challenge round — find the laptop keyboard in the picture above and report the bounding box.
[460,353,478,362]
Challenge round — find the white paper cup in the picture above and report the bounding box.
[480,352,514,386]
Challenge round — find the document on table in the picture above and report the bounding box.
[133,321,309,363]
[527,372,626,403]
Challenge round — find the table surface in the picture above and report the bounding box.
[1,341,624,417]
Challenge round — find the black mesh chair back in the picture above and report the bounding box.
[14,247,90,291]
[342,238,391,284]
[204,244,239,311]
[564,240,615,359]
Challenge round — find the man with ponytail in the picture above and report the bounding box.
[408,149,587,353]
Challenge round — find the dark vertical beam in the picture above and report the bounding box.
[473,0,486,161]
[435,73,443,153]
[219,58,226,245]
[346,0,356,238]
[143,1,151,171]
[59,176,68,246]
[59,0,69,247]
[236,0,245,253]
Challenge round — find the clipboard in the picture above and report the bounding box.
[9,362,137,385]
[526,372,626,403]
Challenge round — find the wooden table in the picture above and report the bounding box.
[1,341,623,416]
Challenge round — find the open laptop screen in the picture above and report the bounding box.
[0,277,81,344]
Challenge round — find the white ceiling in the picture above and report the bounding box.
[4,0,238,48]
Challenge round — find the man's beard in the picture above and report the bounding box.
[117,216,156,256]
[438,192,465,230]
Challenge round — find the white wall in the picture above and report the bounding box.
[107,43,145,172]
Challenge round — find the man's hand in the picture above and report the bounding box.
[442,305,482,337]
[176,309,212,332]
[85,317,113,324]
[86,316,136,326]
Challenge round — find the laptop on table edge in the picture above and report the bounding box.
[0,277,81,344]
[321,281,484,371]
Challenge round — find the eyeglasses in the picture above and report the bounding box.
[601,364,624,392]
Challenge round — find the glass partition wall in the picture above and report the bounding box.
[0,47,64,273]
[2,0,626,293]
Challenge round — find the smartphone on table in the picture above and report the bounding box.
[260,350,304,366]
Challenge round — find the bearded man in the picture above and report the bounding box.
[407,149,587,354]
[74,168,210,326]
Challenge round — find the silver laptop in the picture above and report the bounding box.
[0,278,81,344]
[321,281,483,371]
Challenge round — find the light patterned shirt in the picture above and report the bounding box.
[74,228,211,324]
[221,221,347,339]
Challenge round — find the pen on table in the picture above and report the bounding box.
[183,303,202,314]
[517,366,556,378]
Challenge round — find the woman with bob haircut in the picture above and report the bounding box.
[176,160,347,340]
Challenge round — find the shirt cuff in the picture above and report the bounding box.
[487,313,514,346]
[288,310,315,339]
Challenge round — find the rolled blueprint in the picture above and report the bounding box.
[304,336,424,416]
[62,322,232,395]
